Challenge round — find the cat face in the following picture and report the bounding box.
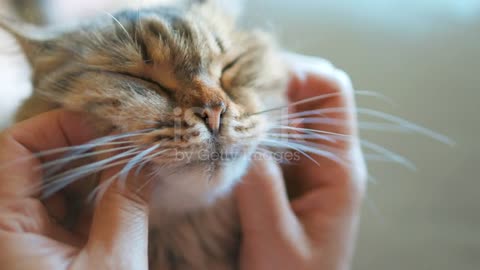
[2,1,287,208]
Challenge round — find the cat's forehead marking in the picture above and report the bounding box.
[81,8,223,92]
[144,64,179,90]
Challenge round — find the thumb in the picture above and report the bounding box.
[236,160,307,252]
[85,166,151,270]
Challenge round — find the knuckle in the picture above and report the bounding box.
[16,198,45,216]
[0,218,21,232]
[0,199,49,233]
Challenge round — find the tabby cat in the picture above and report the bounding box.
[1,0,288,269]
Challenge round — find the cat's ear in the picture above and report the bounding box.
[0,19,61,68]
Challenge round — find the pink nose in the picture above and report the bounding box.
[197,104,226,134]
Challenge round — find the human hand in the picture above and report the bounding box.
[0,110,150,270]
[236,53,367,270]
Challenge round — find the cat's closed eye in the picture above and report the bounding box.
[115,72,174,95]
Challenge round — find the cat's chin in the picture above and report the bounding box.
[148,156,250,220]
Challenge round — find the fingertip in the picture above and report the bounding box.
[236,159,295,229]
[7,109,97,155]
[86,165,151,264]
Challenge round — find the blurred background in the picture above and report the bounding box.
[0,0,478,269]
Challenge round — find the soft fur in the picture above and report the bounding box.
[1,1,288,269]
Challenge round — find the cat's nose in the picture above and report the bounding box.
[196,103,227,134]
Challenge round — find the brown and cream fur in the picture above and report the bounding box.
[1,0,288,269]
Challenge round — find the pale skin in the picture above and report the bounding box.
[0,55,366,270]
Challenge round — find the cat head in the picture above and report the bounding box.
[1,0,287,210]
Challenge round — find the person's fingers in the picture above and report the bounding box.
[236,160,310,266]
[0,110,96,198]
[281,54,367,267]
[7,109,96,158]
[283,53,366,197]
[85,166,150,270]
[286,53,358,161]
[0,198,83,246]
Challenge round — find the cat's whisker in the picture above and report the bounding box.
[264,138,346,166]
[273,107,453,145]
[39,145,136,171]
[0,140,139,172]
[88,147,166,203]
[260,138,344,167]
[356,123,419,132]
[135,175,157,194]
[267,132,338,143]
[134,149,174,177]
[34,158,133,199]
[255,147,274,155]
[250,93,339,116]
[279,117,416,132]
[359,140,416,170]
[270,125,350,138]
[88,169,125,204]
[103,11,134,43]
[272,107,347,121]
[118,144,161,186]
[42,130,153,177]
[364,154,413,163]
[250,90,391,116]
[39,148,141,198]
[251,147,273,159]
[355,90,396,106]
[252,147,297,165]
[357,108,454,145]
[273,134,415,170]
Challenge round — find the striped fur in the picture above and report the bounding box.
[2,1,287,269]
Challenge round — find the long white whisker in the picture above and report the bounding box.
[280,117,421,133]
[42,130,152,176]
[275,107,452,144]
[134,149,173,176]
[250,90,390,116]
[118,145,160,186]
[279,135,415,170]
[250,93,340,116]
[40,149,141,198]
[267,132,337,143]
[260,138,347,167]
[355,90,396,106]
[0,140,136,172]
[270,125,350,138]
[85,158,136,203]
[88,170,123,204]
[40,145,136,171]
[135,175,157,194]
[357,108,454,145]
[104,11,134,42]
[360,140,416,170]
